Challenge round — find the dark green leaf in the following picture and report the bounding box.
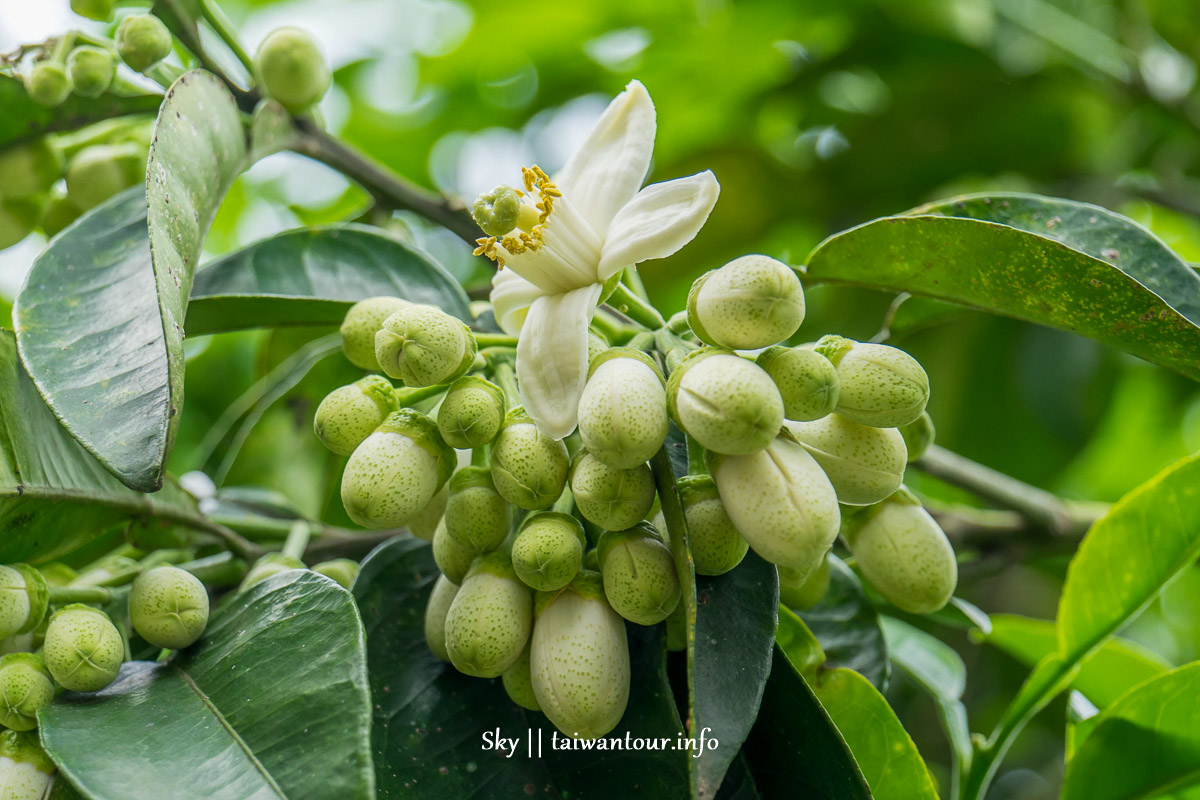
[0,75,161,150]
[187,225,472,334]
[40,571,374,799]
[797,554,889,690]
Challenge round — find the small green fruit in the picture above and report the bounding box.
[437,375,505,449]
[129,566,209,649]
[0,200,40,250]
[70,0,114,21]
[312,558,359,589]
[254,27,331,113]
[786,414,907,506]
[677,475,748,576]
[813,335,929,428]
[577,349,668,469]
[0,654,54,731]
[0,729,55,796]
[432,518,478,584]
[502,644,541,711]
[116,14,173,72]
[511,512,585,592]
[490,408,569,510]
[39,195,80,239]
[757,346,839,422]
[341,297,409,371]
[597,522,680,626]
[687,254,805,349]
[899,411,936,462]
[0,139,62,199]
[0,566,48,641]
[43,604,123,692]
[313,375,398,456]
[375,304,477,387]
[66,46,114,98]
[668,349,784,456]
[240,553,304,592]
[444,552,532,678]
[444,467,512,553]
[779,554,830,610]
[408,485,448,541]
[24,63,71,107]
[424,573,459,661]
[569,450,656,532]
[65,143,144,211]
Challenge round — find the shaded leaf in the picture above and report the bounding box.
[797,554,889,690]
[0,75,160,150]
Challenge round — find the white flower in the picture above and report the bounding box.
[479,80,720,439]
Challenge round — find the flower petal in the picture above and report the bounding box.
[516,283,603,440]
[491,269,547,335]
[596,170,720,279]
[556,80,656,238]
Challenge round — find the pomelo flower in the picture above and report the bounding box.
[476,80,719,439]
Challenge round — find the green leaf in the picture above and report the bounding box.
[0,330,200,563]
[690,552,777,800]
[805,193,1200,382]
[186,225,472,334]
[1062,663,1200,800]
[15,71,248,492]
[354,536,689,799]
[798,554,889,690]
[776,605,825,678]
[981,613,1170,707]
[0,75,161,150]
[40,571,375,799]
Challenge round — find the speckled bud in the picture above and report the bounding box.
[444,552,532,678]
[240,553,305,592]
[813,336,929,428]
[899,411,936,462]
[0,730,54,799]
[668,349,784,456]
[444,467,512,553]
[65,143,144,211]
[116,14,173,72]
[843,488,957,614]
[437,375,505,449]
[757,346,839,422]
[433,518,477,584]
[511,512,585,592]
[0,654,53,731]
[375,304,477,387]
[424,573,459,661]
[314,375,398,456]
[502,644,541,711]
[66,46,114,98]
[586,332,610,364]
[312,558,359,589]
[408,485,447,541]
[597,523,680,626]
[490,408,570,510]
[569,450,656,532]
[0,140,61,200]
[707,435,840,577]
[340,409,456,528]
[786,415,907,506]
[341,297,409,371]
[24,63,71,107]
[577,349,669,470]
[686,255,805,349]
[779,554,830,611]
[254,27,330,113]
[43,604,123,692]
[531,572,629,739]
[129,566,209,649]
[677,476,748,576]
[0,567,46,641]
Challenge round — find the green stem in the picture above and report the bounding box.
[627,331,655,351]
[395,384,446,407]
[49,32,76,64]
[200,0,254,74]
[281,521,313,562]
[589,309,635,345]
[473,333,518,348]
[492,362,521,409]
[686,435,707,476]
[471,446,487,467]
[621,266,650,301]
[552,486,575,515]
[649,445,696,665]
[177,552,247,586]
[48,586,111,605]
[606,282,666,330]
[155,509,263,562]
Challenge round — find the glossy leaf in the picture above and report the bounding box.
[1062,663,1200,800]
[0,75,161,150]
[806,193,1200,382]
[0,330,199,563]
[40,571,375,799]
[798,554,889,690]
[187,225,472,334]
[776,605,825,678]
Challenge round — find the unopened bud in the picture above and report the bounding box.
[786,415,907,506]
[668,349,783,456]
[687,255,804,349]
[375,304,477,387]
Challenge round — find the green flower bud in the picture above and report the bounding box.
[253,27,331,114]
[432,518,477,584]
[899,411,935,462]
[129,566,209,650]
[843,488,957,614]
[437,375,505,449]
[444,552,532,678]
[116,14,173,72]
[597,522,680,626]
[0,139,61,199]
[511,512,585,592]
[444,467,512,552]
[312,558,358,590]
[813,335,930,428]
[39,195,80,239]
[340,409,456,528]
[472,185,523,238]
[408,485,447,541]
[569,450,656,532]
[66,143,144,211]
[668,349,784,456]
[43,604,123,692]
[586,332,610,364]
[341,296,409,371]
[665,601,686,652]
[66,46,114,98]
[314,375,398,456]
[0,200,40,250]
[502,644,540,711]
[0,730,55,798]
[424,573,459,661]
[70,0,114,21]
[707,435,840,576]
[583,548,599,571]
[786,415,907,506]
[490,408,570,510]
[375,304,477,387]
[686,255,805,349]
[757,346,839,422]
[531,572,629,739]
[0,654,54,731]
[24,63,71,108]
[779,554,830,611]
[240,553,304,592]
[577,349,668,470]
[677,476,748,576]
[0,566,48,641]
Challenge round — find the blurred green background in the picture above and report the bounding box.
[5,0,1200,796]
